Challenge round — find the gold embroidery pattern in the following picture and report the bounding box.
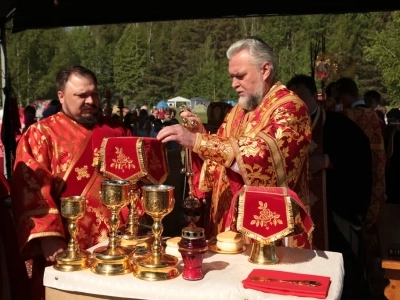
[75,165,90,180]
[250,201,283,230]
[92,148,100,167]
[110,147,135,172]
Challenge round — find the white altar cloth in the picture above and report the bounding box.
[44,240,343,300]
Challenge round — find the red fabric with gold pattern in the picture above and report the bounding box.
[191,83,311,244]
[342,107,386,227]
[99,137,169,215]
[99,137,168,184]
[230,186,313,244]
[11,113,132,257]
[11,113,132,300]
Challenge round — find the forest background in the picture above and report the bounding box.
[3,11,400,108]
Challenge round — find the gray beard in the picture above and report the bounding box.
[241,94,262,111]
[246,94,261,111]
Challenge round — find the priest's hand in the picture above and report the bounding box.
[179,110,205,133]
[157,124,196,149]
[39,236,67,262]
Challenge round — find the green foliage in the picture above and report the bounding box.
[4,13,400,108]
[364,11,400,106]
[114,24,147,105]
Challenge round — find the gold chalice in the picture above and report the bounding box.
[91,180,132,275]
[54,196,91,271]
[248,240,279,265]
[133,184,179,281]
[120,181,154,255]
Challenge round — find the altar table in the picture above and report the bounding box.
[44,240,344,300]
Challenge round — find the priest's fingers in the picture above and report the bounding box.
[157,125,196,149]
[182,116,203,133]
[180,110,199,119]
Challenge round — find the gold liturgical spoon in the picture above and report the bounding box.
[250,276,322,287]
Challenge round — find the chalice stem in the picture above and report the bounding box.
[126,191,140,237]
[67,220,78,255]
[151,217,163,262]
[109,209,120,251]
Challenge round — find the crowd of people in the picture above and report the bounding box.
[1,36,400,300]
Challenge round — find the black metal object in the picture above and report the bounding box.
[1,1,400,33]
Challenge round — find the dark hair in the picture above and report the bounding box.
[363,90,381,102]
[49,98,60,106]
[286,74,317,95]
[56,65,97,92]
[24,105,36,116]
[325,81,336,98]
[123,112,134,129]
[139,109,148,117]
[170,118,179,125]
[387,108,400,123]
[335,77,359,99]
[48,98,61,113]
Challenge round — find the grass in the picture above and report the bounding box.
[175,112,208,124]
[197,112,208,123]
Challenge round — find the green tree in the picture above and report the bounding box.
[113,24,147,105]
[364,11,400,105]
[7,28,68,104]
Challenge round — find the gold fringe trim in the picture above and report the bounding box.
[236,186,295,243]
[99,137,168,184]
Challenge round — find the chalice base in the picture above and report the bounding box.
[54,249,91,272]
[91,246,132,275]
[248,242,279,265]
[120,233,154,256]
[133,253,179,281]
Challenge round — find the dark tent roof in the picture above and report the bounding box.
[1,1,400,32]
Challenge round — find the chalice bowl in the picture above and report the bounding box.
[54,196,91,271]
[91,180,132,275]
[133,184,179,281]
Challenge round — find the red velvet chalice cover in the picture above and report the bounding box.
[99,137,169,184]
[98,137,169,214]
[235,186,313,243]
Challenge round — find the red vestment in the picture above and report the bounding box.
[191,82,312,248]
[342,107,386,227]
[342,106,386,259]
[11,112,131,300]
